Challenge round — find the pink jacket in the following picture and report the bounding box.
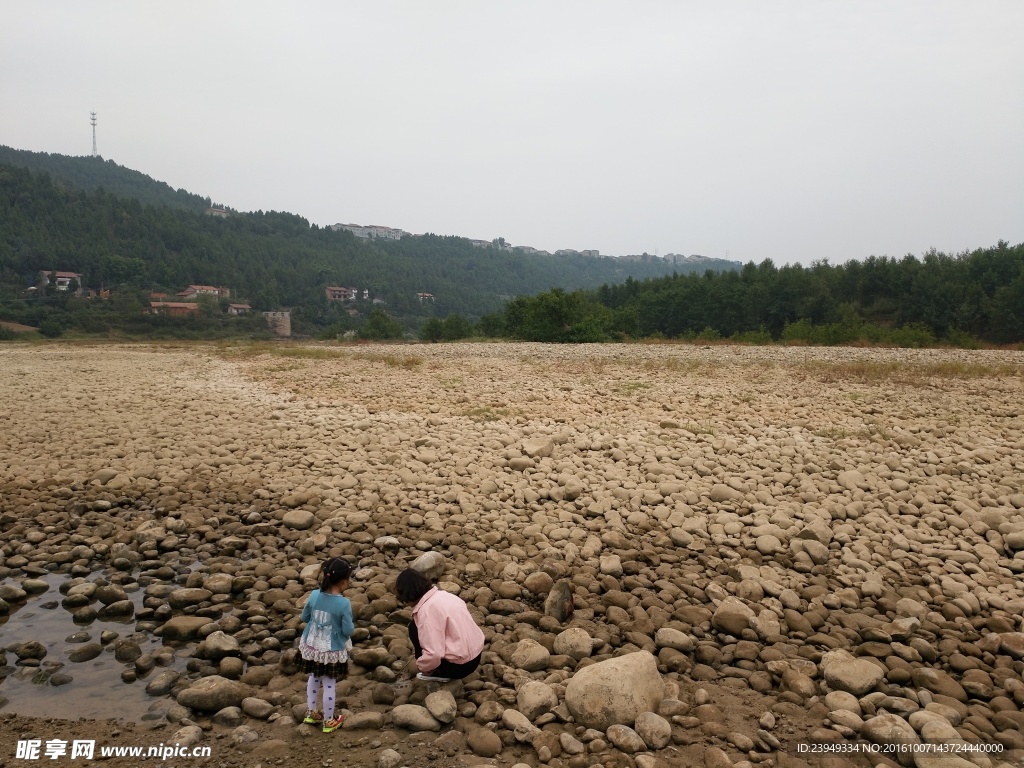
[412,587,485,672]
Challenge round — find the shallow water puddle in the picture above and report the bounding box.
[0,574,189,721]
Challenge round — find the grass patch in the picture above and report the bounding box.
[612,380,653,394]
[642,357,709,374]
[861,418,890,440]
[350,352,424,369]
[815,425,852,440]
[272,347,345,360]
[799,359,1022,386]
[815,419,890,441]
[462,406,510,422]
[265,362,306,372]
[681,419,716,435]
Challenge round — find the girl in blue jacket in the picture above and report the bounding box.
[298,557,354,733]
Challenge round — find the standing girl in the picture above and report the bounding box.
[298,557,354,733]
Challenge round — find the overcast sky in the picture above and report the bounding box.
[2,2,1022,265]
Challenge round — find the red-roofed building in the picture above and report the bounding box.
[325,286,358,301]
[149,301,199,317]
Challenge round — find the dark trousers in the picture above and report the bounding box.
[408,622,481,679]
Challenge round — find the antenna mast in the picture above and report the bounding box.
[90,112,97,157]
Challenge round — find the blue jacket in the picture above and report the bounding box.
[300,590,354,652]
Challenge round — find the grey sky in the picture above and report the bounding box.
[3,1,1022,265]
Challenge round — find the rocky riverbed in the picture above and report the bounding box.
[0,341,1022,768]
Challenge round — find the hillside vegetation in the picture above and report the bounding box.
[0,145,210,213]
[0,158,735,338]
[497,242,1024,344]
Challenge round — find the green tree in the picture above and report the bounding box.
[419,317,444,342]
[38,318,63,338]
[441,313,473,340]
[477,312,505,338]
[359,309,404,340]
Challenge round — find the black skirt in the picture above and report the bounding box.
[298,656,349,679]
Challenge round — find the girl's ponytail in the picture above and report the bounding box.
[319,557,352,590]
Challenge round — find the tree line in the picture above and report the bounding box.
[485,243,1024,345]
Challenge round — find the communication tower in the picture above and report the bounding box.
[90,112,97,157]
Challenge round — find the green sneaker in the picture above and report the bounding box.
[303,709,323,724]
[322,714,345,733]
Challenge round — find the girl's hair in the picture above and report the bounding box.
[394,568,433,604]
[319,557,352,590]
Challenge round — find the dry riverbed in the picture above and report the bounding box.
[0,341,1022,768]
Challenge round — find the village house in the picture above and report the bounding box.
[38,271,85,295]
[416,292,435,302]
[149,301,199,317]
[227,303,251,315]
[330,223,409,240]
[325,286,357,301]
[176,285,230,300]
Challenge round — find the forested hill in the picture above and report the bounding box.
[0,146,211,213]
[499,242,1024,344]
[0,161,738,333]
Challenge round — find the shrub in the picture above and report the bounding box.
[889,323,936,348]
[781,319,815,344]
[942,328,979,349]
[38,319,64,338]
[696,326,721,341]
[419,317,444,342]
[358,309,405,340]
[318,323,347,341]
[441,313,473,341]
[731,327,773,345]
[476,312,505,338]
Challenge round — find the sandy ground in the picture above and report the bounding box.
[0,321,35,333]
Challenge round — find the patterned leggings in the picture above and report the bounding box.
[307,675,336,719]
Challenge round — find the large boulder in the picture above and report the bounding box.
[553,628,592,660]
[167,588,212,609]
[510,639,550,672]
[709,484,743,503]
[521,437,554,458]
[390,704,441,732]
[467,728,502,757]
[158,616,215,641]
[543,580,574,622]
[176,676,250,713]
[860,713,921,766]
[68,643,103,663]
[146,669,181,696]
[517,681,558,721]
[821,650,884,696]
[282,509,315,530]
[424,690,457,724]
[711,597,754,636]
[201,631,240,660]
[410,552,446,580]
[564,651,665,731]
[910,668,968,703]
[635,711,672,749]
